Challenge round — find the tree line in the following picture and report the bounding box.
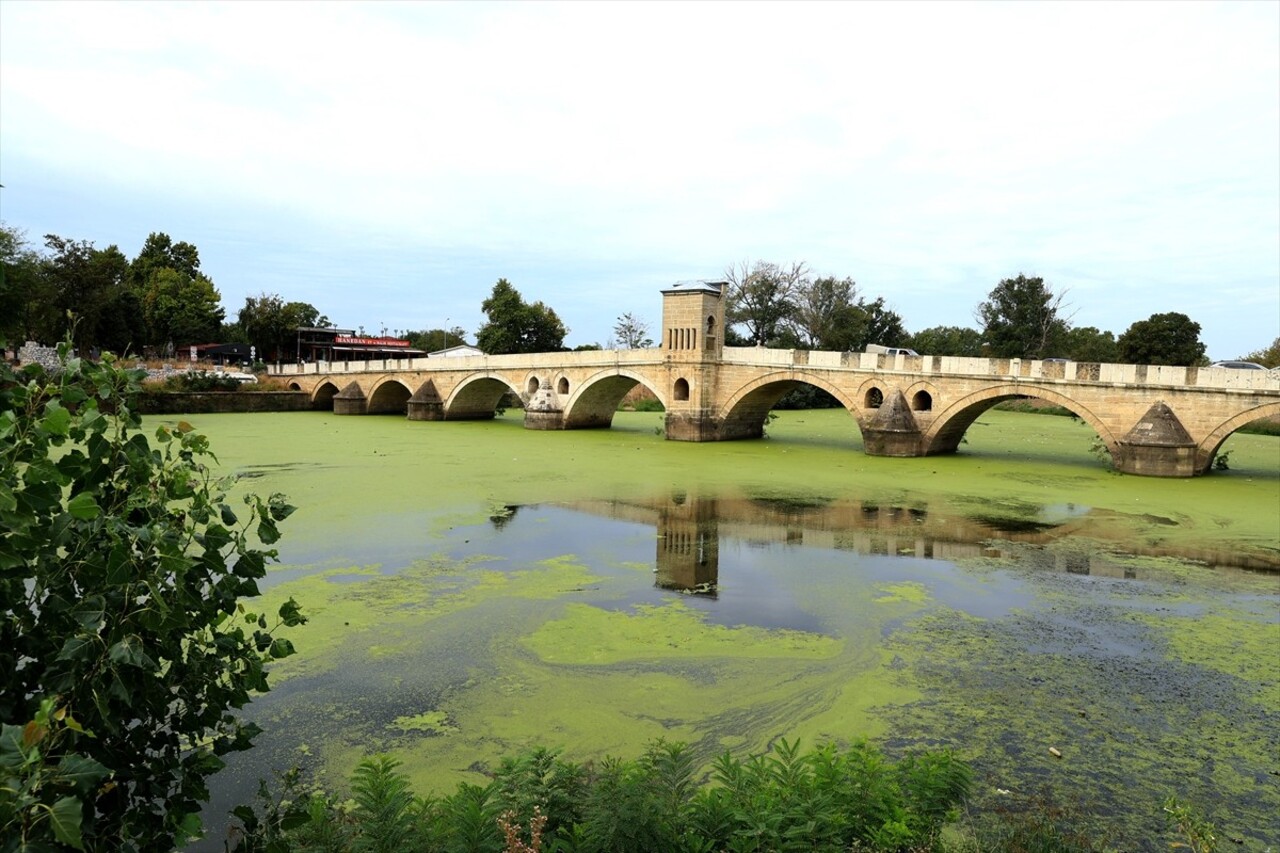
[473,263,1271,369]
[6,222,1274,367]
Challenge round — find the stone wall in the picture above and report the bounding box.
[16,342,60,372]
[132,391,314,415]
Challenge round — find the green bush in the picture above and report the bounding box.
[0,338,304,852]
[233,738,972,853]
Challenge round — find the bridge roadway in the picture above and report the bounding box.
[269,345,1279,478]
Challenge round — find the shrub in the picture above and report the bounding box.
[0,338,304,851]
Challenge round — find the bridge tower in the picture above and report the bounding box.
[660,280,727,441]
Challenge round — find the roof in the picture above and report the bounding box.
[429,344,485,357]
[661,279,727,296]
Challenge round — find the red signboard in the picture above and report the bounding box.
[334,336,411,347]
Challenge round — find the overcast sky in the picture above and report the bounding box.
[2,1,1277,358]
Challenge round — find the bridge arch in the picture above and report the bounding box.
[906,380,939,412]
[1198,401,1280,473]
[368,377,413,414]
[718,371,858,440]
[563,369,668,429]
[446,373,521,420]
[924,384,1117,456]
[312,380,341,410]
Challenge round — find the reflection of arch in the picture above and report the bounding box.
[446,374,521,420]
[313,380,341,410]
[557,376,569,395]
[1198,401,1280,472]
[674,378,690,401]
[911,390,933,411]
[924,384,1113,456]
[368,378,412,414]
[718,372,858,441]
[562,369,667,429]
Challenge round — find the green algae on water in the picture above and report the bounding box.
[165,409,1279,847]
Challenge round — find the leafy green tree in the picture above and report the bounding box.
[238,293,329,362]
[140,267,225,348]
[1239,336,1280,368]
[975,274,1070,358]
[613,313,653,349]
[1063,325,1119,363]
[128,232,201,289]
[40,235,134,354]
[724,260,807,346]
[0,223,55,345]
[475,279,568,354]
[1117,312,1206,366]
[406,326,468,353]
[790,276,860,349]
[0,340,304,851]
[128,233,224,349]
[855,296,909,352]
[908,325,984,356]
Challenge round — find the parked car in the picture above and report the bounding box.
[865,344,920,357]
[1209,361,1267,370]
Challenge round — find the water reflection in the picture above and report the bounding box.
[538,491,1276,586]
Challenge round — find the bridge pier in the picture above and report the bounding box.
[333,381,367,415]
[524,384,567,430]
[1111,401,1201,477]
[407,381,444,420]
[861,390,926,457]
[665,411,732,441]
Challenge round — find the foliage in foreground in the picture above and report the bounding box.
[230,738,974,853]
[0,338,304,852]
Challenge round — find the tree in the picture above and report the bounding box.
[128,232,201,290]
[1239,337,1280,368]
[475,279,568,354]
[0,223,55,345]
[238,294,329,362]
[790,276,859,350]
[0,340,304,850]
[854,296,908,352]
[975,274,1070,359]
[41,235,134,354]
[1062,326,1119,363]
[406,326,468,353]
[613,313,653,349]
[908,325,984,357]
[129,232,224,350]
[1117,312,1206,366]
[724,261,807,346]
[140,268,225,348]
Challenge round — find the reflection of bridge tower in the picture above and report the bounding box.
[655,495,719,593]
[661,281,727,441]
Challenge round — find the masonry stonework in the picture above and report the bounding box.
[268,285,1280,478]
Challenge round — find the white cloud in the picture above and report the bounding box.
[2,0,1276,355]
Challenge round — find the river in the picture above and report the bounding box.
[175,408,1279,850]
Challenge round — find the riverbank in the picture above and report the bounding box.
[132,389,313,414]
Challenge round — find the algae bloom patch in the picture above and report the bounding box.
[523,601,843,665]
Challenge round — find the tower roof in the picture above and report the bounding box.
[661,280,727,295]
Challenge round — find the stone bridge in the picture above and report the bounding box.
[268,281,1280,477]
